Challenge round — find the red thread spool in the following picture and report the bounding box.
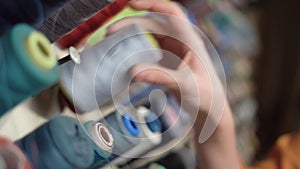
[57,0,128,48]
[0,137,32,169]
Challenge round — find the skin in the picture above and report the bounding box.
[107,0,241,168]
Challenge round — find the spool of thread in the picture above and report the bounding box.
[39,0,114,42]
[149,94,192,143]
[84,121,114,169]
[100,107,141,160]
[113,106,162,165]
[0,23,58,114]
[57,0,128,48]
[59,24,162,113]
[0,0,70,35]
[0,137,32,169]
[15,115,94,169]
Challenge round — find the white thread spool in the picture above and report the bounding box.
[111,106,162,165]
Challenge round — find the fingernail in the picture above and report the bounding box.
[131,65,148,78]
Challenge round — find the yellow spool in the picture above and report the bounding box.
[26,31,56,70]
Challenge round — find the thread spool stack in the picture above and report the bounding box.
[0,23,58,114]
[84,121,114,169]
[15,115,94,169]
[100,107,141,160]
[150,94,192,144]
[0,137,32,169]
[113,106,162,165]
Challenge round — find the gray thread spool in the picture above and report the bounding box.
[39,0,114,42]
[100,107,141,159]
[59,24,162,113]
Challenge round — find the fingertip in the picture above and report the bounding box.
[106,24,117,35]
[131,64,149,75]
[128,0,146,6]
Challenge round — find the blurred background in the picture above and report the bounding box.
[175,0,300,164]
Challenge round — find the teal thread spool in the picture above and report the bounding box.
[16,115,94,169]
[0,24,58,114]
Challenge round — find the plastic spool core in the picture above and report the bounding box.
[26,31,56,70]
[97,125,113,147]
[37,41,49,57]
[122,113,140,136]
[145,114,162,133]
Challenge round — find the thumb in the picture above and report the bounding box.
[131,63,179,90]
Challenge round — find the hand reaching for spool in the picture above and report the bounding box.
[107,0,240,168]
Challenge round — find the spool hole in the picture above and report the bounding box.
[37,41,49,58]
[99,126,110,145]
[130,120,138,129]
[145,112,162,133]
[122,113,140,136]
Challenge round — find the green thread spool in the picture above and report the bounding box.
[0,24,58,114]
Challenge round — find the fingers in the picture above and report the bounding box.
[128,0,186,18]
[131,63,179,90]
[107,0,188,35]
[107,16,165,36]
[177,51,195,70]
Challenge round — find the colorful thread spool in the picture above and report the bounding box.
[100,107,141,160]
[59,24,162,113]
[57,0,129,48]
[39,0,114,42]
[84,121,114,169]
[0,24,58,114]
[15,115,94,169]
[113,107,162,165]
[149,94,192,144]
[0,137,32,169]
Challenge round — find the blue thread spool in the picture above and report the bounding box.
[15,115,94,169]
[84,121,114,169]
[106,107,162,166]
[100,107,140,159]
[0,24,58,114]
[124,107,162,160]
[145,111,162,133]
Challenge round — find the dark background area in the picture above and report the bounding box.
[254,0,300,160]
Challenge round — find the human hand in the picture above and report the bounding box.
[107,0,227,136]
[108,1,240,168]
